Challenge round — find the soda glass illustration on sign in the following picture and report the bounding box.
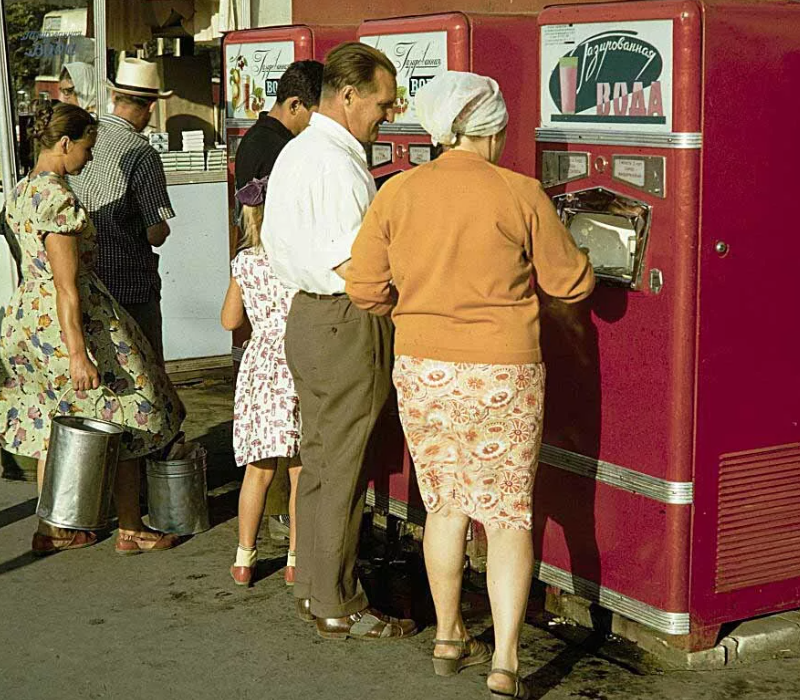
[559,56,578,114]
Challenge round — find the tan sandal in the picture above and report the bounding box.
[432,638,493,676]
[32,529,97,557]
[487,668,529,699]
[115,530,180,556]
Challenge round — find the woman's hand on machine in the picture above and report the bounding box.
[69,352,101,392]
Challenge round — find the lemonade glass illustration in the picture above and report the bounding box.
[559,56,578,114]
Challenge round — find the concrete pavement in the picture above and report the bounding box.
[1,380,799,700]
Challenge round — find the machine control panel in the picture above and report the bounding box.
[408,144,438,166]
[612,155,666,198]
[541,151,590,188]
[551,187,652,289]
[368,142,393,169]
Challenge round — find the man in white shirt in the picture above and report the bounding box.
[262,43,417,640]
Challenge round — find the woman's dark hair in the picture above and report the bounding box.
[275,60,324,108]
[30,101,97,149]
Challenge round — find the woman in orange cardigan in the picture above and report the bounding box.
[345,72,595,699]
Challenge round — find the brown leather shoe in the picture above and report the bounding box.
[230,565,255,587]
[316,606,418,640]
[296,598,316,622]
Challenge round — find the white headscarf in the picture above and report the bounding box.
[63,62,97,112]
[415,71,508,147]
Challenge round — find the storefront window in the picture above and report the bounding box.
[105,0,232,181]
[3,0,94,178]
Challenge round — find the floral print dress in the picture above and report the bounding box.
[0,172,185,459]
[231,249,301,466]
[393,356,545,530]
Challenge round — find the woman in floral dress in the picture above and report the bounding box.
[0,102,185,556]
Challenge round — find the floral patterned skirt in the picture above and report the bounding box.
[393,356,545,531]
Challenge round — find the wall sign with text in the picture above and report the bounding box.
[540,20,673,133]
[225,41,295,120]
[361,31,448,127]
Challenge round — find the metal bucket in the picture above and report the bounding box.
[146,445,209,535]
[37,415,123,530]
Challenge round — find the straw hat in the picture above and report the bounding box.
[108,58,173,99]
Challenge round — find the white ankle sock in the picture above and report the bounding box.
[287,550,296,567]
[235,545,257,568]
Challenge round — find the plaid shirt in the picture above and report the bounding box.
[69,114,175,305]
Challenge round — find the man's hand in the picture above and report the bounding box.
[147,221,171,247]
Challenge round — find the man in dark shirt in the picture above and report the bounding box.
[235,60,324,195]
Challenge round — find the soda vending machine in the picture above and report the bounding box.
[357,12,539,526]
[223,25,353,366]
[533,0,800,649]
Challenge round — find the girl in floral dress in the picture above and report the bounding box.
[221,206,302,587]
[0,102,185,556]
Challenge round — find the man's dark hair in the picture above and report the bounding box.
[275,60,324,108]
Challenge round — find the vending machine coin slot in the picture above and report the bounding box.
[541,151,590,188]
[552,187,651,289]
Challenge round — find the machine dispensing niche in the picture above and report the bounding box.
[552,188,651,289]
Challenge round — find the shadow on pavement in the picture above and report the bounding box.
[0,550,39,577]
[0,496,37,530]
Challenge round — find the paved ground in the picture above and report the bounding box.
[1,380,800,700]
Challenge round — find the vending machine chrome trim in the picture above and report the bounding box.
[552,187,652,290]
[535,561,691,635]
[536,128,703,150]
[539,443,694,505]
[378,123,430,136]
[366,487,427,526]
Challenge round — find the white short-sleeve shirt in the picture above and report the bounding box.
[261,113,376,295]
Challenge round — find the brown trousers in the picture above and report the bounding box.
[123,293,164,364]
[285,292,392,618]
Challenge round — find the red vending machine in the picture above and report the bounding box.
[534,0,800,649]
[357,13,539,525]
[223,25,353,366]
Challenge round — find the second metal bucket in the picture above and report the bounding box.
[146,445,210,535]
[37,415,123,530]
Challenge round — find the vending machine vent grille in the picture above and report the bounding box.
[716,443,800,593]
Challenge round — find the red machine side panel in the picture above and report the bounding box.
[691,3,800,627]
[470,15,539,177]
[311,25,356,60]
[534,1,703,633]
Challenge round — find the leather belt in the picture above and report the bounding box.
[299,291,346,301]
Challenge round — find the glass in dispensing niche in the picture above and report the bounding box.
[551,187,652,289]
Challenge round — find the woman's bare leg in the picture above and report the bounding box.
[424,507,471,658]
[114,458,146,532]
[485,526,534,693]
[238,458,277,549]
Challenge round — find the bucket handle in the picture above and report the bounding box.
[51,385,126,424]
